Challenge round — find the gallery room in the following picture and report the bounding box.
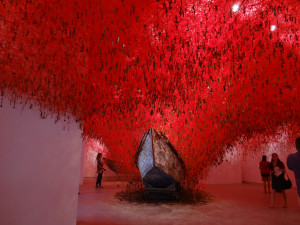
[0,0,299,224]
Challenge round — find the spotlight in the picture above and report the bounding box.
[232,4,239,12]
[270,25,277,31]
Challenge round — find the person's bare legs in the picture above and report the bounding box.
[267,180,271,193]
[263,180,267,193]
[282,190,287,208]
[270,190,275,208]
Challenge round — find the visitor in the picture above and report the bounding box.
[269,153,287,208]
[96,153,106,188]
[287,137,300,206]
[259,155,271,193]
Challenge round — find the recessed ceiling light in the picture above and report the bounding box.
[270,25,277,31]
[232,4,239,12]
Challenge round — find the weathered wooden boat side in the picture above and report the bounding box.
[135,128,185,190]
[136,129,154,179]
[105,159,122,174]
[152,130,185,183]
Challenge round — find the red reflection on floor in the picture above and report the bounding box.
[77,178,300,225]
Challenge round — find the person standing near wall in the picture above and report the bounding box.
[287,137,300,206]
[259,155,271,193]
[269,153,287,208]
[96,153,105,188]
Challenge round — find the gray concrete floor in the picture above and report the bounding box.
[77,178,300,225]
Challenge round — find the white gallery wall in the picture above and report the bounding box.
[82,131,297,187]
[205,146,243,184]
[83,138,115,178]
[0,98,83,225]
[206,133,297,187]
[241,136,297,187]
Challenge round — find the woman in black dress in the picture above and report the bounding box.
[269,153,287,208]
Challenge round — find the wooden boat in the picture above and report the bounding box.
[105,159,123,174]
[135,128,185,194]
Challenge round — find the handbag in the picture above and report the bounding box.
[283,172,292,190]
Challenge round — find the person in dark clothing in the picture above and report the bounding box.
[269,153,287,208]
[259,155,271,193]
[287,137,300,206]
[96,153,105,188]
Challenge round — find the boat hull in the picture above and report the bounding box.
[136,128,185,190]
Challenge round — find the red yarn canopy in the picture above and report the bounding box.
[1,0,299,184]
